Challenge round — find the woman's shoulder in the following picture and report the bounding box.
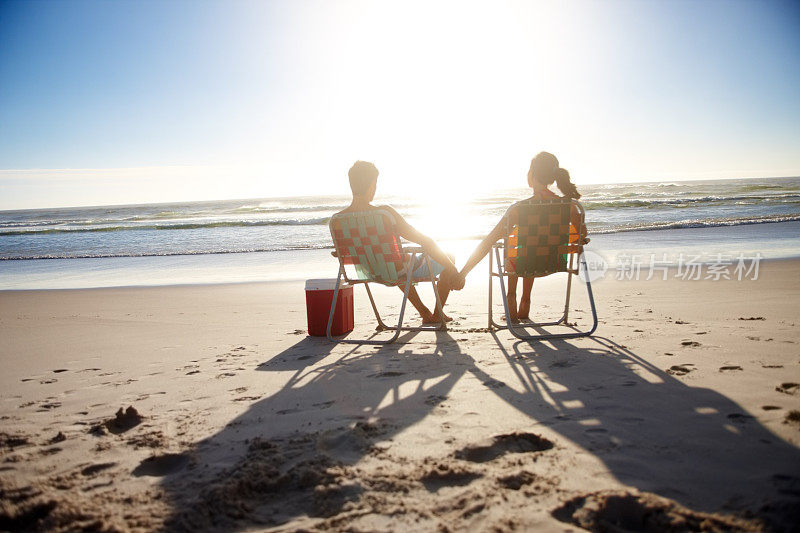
[534,188,559,199]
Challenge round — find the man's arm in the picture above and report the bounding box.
[460,216,507,279]
[382,206,459,276]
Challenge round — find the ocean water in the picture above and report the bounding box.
[1,176,799,289]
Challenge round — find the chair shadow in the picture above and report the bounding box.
[157,330,473,530]
[153,330,799,530]
[481,332,800,521]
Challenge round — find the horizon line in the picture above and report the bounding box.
[1,174,798,213]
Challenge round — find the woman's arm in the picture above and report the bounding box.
[459,216,508,278]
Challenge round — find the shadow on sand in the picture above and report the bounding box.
[152,330,800,530]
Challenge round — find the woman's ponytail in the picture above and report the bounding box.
[555,168,581,199]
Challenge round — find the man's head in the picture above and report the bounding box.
[348,161,379,199]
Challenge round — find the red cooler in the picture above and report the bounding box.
[305,279,354,337]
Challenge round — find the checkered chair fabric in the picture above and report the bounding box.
[330,211,406,284]
[505,199,581,277]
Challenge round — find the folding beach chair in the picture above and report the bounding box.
[488,198,598,340]
[327,210,447,344]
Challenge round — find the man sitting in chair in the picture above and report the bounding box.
[335,160,465,324]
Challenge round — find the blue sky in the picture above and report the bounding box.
[1,0,799,209]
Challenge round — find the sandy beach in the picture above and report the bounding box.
[1,256,799,531]
[3,0,800,530]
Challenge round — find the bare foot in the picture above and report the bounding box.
[500,314,520,324]
[424,313,453,325]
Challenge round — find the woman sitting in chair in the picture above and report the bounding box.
[459,151,587,322]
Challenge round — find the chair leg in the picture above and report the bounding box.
[500,251,598,341]
[327,253,417,345]
[364,283,389,330]
[563,253,575,324]
[490,247,562,330]
[582,254,599,336]
[489,246,515,330]
[327,252,457,345]
[495,247,514,330]
[326,268,344,342]
[488,247,494,329]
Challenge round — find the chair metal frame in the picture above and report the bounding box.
[326,210,447,344]
[488,199,598,340]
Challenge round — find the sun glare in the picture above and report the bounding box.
[260,0,600,195]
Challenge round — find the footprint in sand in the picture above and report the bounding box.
[667,364,695,376]
[81,462,117,476]
[233,395,262,402]
[784,410,800,426]
[424,394,448,406]
[482,379,507,389]
[681,341,701,347]
[719,365,743,372]
[0,433,30,449]
[762,405,782,411]
[552,492,748,531]
[131,453,190,477]
[36,402,61,412]
[371,371,405,378]
[497,470,539,490]
[727,413,754,423]
[419,464,482,492]
[776,383,799,395]
[454,432,554,463]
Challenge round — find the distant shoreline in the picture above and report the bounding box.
[2,174,798,213]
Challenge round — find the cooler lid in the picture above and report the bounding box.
[305,278,350,291]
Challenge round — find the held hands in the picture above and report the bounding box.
[452,271,466,291]
[442,267,466,291]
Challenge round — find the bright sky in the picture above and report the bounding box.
[1,0,799,209]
